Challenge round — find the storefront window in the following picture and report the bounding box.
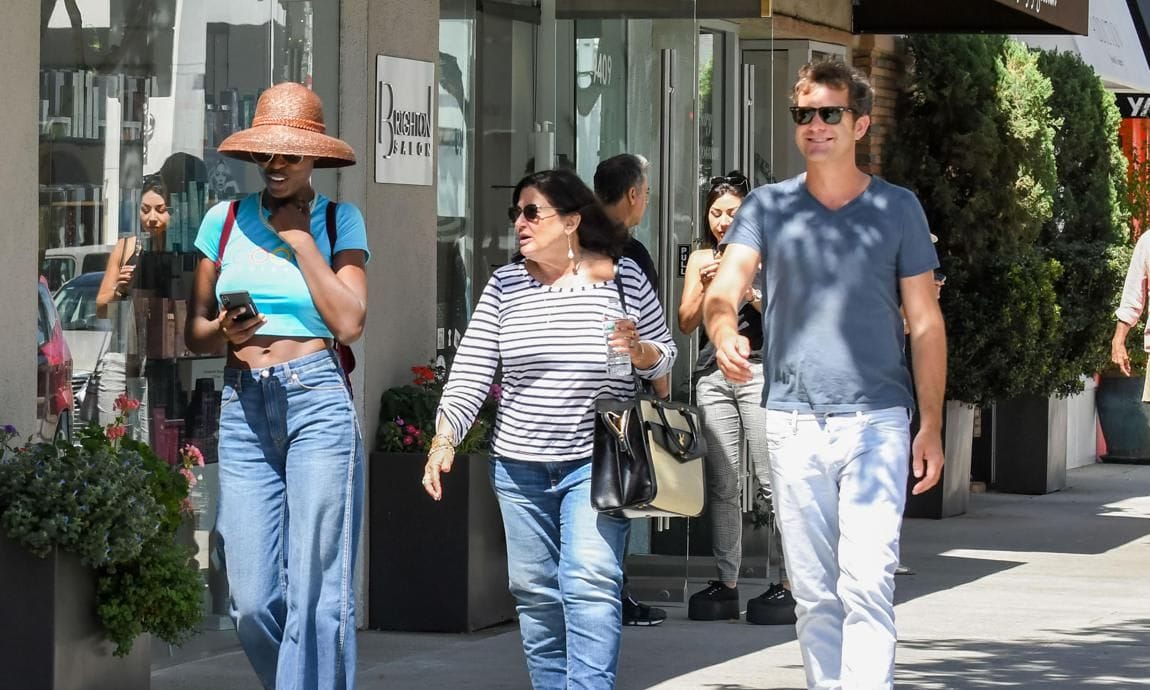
[38,0,338,659]
[698,30,723,185]
[437,0,476,359]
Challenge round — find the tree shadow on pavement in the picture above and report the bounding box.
[896,618,1150,689]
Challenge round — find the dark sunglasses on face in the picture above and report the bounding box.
[709,174,750,194]
[250,151,305,166]
[507,204,560,222]
[789,106,857,126]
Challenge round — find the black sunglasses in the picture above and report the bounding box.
[709,175,750,193]
[250,152,305,166]
[789,106,857,126]
[508,204,560,222]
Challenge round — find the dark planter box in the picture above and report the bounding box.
[1096,375,1150,462]
[368,451,515,632]
[0,532,150,690]
[993,396,1067,495]
[904,401,974,519]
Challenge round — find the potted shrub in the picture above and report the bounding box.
[368,364,514,633]
[886,34,1062,509]
[0,394,204,690]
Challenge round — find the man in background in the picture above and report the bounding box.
[594,153,668,627]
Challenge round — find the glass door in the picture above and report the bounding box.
[559,2,698,403]
[555,0,700,607]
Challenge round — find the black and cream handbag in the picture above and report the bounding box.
[590,264,707,518]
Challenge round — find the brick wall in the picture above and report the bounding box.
[852,35,905,176]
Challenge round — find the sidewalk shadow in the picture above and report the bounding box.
[903,466,1150,557]
[896,618,1150,689]
[891,465,1150,609]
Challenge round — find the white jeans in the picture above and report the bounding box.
[765,407,910,690]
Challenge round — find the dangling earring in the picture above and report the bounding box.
[567,233,581,274]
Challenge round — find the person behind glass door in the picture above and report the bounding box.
[185,82,369,690]
[704,62,946,690]
[678,171,795,626]
[94,173,170,438]
[424,169,677,689]
[594,152,671,629]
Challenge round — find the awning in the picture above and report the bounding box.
[853,0,1089,36]
[1017,1,1150,92]
[555,0,771,19]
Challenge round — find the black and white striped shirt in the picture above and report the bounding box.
[437,258,676,462]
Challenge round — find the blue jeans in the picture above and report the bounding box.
[217,349,364,690]
[490,457,630,690]
[765,407,910,690]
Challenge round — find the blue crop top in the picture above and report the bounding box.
[193,193,370,338]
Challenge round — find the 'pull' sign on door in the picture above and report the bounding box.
[376,55,435,186]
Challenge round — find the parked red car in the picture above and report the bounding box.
[37,276,74,441]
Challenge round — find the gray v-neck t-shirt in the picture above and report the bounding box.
[722,173,938,413]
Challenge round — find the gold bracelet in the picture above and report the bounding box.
[429,434,455,453]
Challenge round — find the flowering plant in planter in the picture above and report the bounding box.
[376,363,500,454]
[0,394,203,656]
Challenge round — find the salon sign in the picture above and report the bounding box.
[375,55,435,186]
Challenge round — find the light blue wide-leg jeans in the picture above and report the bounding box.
[491,457,630,690]
[765,407,910,690]
[217,349,364,690]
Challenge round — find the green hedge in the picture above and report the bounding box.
[885,35,1128,403]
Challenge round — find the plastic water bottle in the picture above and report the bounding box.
[604,297,633,377]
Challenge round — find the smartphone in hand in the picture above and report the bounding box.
[219,291,261,322]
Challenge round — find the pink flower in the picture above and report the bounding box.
[105,424,126,441]
[405,425,418,435]
[180,443,205,467]
[403,435,414,446]
[180,497,195,515]
[489,383,503,401]
[179,466,197,488]
[113,393,141,412]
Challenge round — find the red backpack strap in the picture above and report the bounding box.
[214,200,240,272]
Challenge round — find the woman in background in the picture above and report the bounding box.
[94,173,170,436]
[677,171,794,626]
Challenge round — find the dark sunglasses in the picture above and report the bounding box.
[709,175,750,194]
[789,106,857,126]
[933,270,947,284]
[250,152,305,166]
[507,204,560,222]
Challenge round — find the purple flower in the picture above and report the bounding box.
[2,424,16,435]
[395,417,406,427]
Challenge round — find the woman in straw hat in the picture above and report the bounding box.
[185,81,368,690]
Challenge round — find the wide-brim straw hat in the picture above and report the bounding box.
[217,82,356,169]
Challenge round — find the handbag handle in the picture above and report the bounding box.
[612,261,649,393]
[650,400,705,458]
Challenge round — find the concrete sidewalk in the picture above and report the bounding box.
[152,464,1150,689]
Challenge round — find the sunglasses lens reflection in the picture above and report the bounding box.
[789,107,849,125]
[507,205,541,222]
[251,152,303,166]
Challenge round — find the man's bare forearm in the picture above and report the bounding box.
[910,324,947,431]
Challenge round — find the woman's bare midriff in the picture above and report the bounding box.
[227,335,331,370]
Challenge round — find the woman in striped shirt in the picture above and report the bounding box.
[423,169,676,689]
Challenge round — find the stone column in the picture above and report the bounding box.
[0,2,41,433]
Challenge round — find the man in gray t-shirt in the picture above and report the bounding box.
[705,62,946,689]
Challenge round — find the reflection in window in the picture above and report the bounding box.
[437,1,476,360]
